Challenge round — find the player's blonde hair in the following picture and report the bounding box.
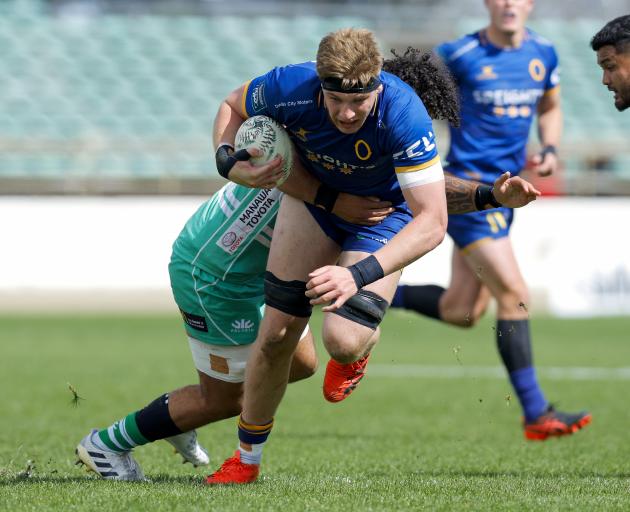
[316,28,383,88]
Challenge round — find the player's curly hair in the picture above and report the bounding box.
[382,47,460,127]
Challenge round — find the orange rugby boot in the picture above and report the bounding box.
[323,353,370,403]
[205,451,259,485]
[523,405,592,441]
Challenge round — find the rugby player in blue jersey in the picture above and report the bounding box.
[73,160,393,481]
[204,27,470,484]
[391,0,592,440]
[74,35,540,480]
[74,160,537,482]
[591,15,630,112]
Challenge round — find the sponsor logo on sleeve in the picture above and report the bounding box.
[221,232,238,247]
[251,82,267,113]
[216,189,281,255]
[392,131,436,160]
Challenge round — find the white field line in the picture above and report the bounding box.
[368,364,630,381]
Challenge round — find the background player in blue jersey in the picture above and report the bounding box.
[206,28,465,484]
[591,15,630,112]
[391,0,592,441]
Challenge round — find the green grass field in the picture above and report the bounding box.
[2,311,630,511]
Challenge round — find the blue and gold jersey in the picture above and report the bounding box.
[436,29,560,184]
[243,61,443,206]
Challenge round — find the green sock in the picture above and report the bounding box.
[96,412,149,453]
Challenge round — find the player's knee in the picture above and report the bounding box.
[258,320,307,367]
[222,399,243,419]
[259,271,312,359]
[289,355,319,382]
[495,287,529,311]
[325,290,388,362]
[258,325,297,359]
[199,384,243,421]
[447,315,476,328]
[441,285,495,327]
[202,396,242,421]
[440,300,480,327]
[325,333,367,363]
[333,290,389,330]
[264,271,312,317]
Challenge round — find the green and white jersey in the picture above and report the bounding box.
[170,183,281,345]
[172,182,280,282]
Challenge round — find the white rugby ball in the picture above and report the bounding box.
[234,115,293,186]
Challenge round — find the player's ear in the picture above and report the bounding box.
[524,0,535,16]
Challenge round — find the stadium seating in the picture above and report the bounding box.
[1,0,628,186]
[0,0,372,180]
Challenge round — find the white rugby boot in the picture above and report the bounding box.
[76,429,145,481]
[165,430,210,466]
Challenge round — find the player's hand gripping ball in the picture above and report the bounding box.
[235,115,293,186]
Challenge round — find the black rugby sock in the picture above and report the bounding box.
[135,393,182,441]
[392,284,445,320]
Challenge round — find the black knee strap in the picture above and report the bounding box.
[264,271,312,318]
[333,290,389,329]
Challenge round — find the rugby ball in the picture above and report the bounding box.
[234,115,293,186]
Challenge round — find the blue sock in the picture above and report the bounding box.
[391,285,407,308]
[509,366,548,422]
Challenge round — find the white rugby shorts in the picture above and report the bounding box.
[188,324,310,383]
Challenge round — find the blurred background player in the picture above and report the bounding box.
[391,0,592,440]
[591,15,630,112]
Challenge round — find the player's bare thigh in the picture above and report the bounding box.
[321,250,401,362]
[462,237,529,319]
[267,194,340,280]
[440,248,489,326]
[259,194,341,344]
[168,330,318,431]
[289,328,319,381]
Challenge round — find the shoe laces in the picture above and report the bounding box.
[330,355,368,377]
[534,404,580,425]
[348,355,369,374]
[218,455,244,473]
[541,404,567,420]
